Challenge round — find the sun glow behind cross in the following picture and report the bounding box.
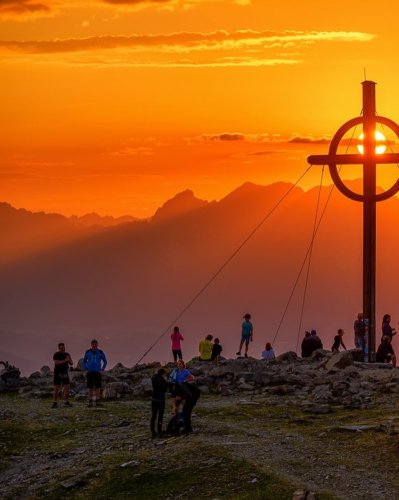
[357,130,387,155]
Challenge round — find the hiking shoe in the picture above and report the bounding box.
[64,401,72,407]
[236,352,241,356]
[51,402,58,409]
[244,353,248,358]
[87,401,93,408]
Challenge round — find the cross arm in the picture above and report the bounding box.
[308,153,399,165]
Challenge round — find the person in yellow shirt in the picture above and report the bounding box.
[199,334,213,361]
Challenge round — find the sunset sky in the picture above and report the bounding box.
[2,0,399,217]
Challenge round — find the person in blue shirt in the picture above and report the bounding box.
[83,339,107,407]
[236,313,253,358]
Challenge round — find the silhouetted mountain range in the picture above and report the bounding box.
[1,181,398,374]
[0,202,139,266]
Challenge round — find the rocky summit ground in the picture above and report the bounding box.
[2,352,399,499]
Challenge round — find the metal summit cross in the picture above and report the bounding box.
[308,81,399,359]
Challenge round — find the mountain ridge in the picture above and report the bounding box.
[1,180,398,372]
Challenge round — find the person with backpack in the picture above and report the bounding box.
[150,368,168,438]
[168,360,199,435]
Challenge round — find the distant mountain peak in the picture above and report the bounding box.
[152,189,210,222]
[69,213,137,227]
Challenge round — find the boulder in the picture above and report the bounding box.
[325,351,353,372]
[40,366,51,376]
[276,351,298,363]
[76,358,85,371]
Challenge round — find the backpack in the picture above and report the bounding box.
[167,413,185,436]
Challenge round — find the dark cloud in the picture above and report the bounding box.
[0,0,50,14]
[201,133,246,142]
[288,136,330,144]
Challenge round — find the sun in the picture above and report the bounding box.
[357,130,387,155]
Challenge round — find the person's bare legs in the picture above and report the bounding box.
[236,339,244,355]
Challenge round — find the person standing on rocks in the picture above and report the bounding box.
[52,342,73,408]
[150,368,169,438]
[171,326,184,362]
[83,339,107,407]
[331,329,347,353]
[382,314,396,343]
[236,313,253,358]
[354,313,366,349]
[199,334,213,361]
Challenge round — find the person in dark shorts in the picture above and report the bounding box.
[236,313,253,358]
[171,326,184,362]
[52,342,73,408]
[150,368,168,438]
[83,339,107,407]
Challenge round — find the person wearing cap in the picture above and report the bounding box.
[83,339,107,407]
[236,313,253,358]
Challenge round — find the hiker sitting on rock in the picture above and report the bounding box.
[331,329,347,353]
[261,342,276,360]
[211,338,223,364]
[199,334,213,361]
[376,335,396,367]
[301,330,322,358]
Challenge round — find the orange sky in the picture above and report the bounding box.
[2,0,399,217]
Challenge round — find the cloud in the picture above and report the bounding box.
[197,132,331,145]
[99,0,251,9]
[0,29,375,54]
[0,29,375,68]
[102,0,172,4]
[288,136,330,144]
[201,133,246,142]
[0,0,51,15]
[110,146,155,156]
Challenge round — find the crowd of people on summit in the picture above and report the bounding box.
[50,310,398,438]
